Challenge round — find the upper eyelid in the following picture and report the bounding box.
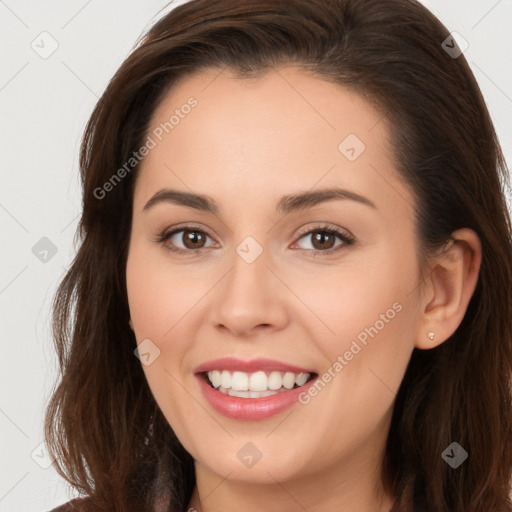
[295,224,352,238]
[163,224,217,242]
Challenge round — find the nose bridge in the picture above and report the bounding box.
[211,235,288,336]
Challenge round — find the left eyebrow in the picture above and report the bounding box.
[142,186,377,214]
[276,187,377,214]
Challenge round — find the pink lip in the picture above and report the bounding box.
[193,357,316,375]
[193,357,318,421]
[196,373,318,420]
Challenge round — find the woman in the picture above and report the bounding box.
[45,0,512,511]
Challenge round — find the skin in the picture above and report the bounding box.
[126,66,481,512]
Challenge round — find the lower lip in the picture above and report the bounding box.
[196,374,317,420]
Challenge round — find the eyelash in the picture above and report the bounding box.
[155,223,355,257]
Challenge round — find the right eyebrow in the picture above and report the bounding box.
[143,189,219,214]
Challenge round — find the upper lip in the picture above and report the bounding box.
[194,357,317,375]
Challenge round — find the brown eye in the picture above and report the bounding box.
[310,231,337,250]
[294,225,355,255]
[181,230,207,249]
[158,226,216,254]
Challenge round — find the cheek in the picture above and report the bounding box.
[126,246,198,439]
[126,243,199,338]
[284,247,419,413]
[126,242,206,395]
[281,255,417,353]
[287,265,417,469]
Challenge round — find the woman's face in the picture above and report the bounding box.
[126,67,424,489]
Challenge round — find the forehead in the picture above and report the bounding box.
[134,66,412,218]
[149,66,387,151]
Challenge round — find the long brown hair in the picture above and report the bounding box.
[44,0,512,510]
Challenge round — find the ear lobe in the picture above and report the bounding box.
[415,228,482,350]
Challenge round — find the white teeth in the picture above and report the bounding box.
[220,370,231,389]
[249,371,268,391]
[209,370,221,388]
[268,371,282,390]
[231,371,249,391]
[206,369,311,393]
[282,372,296,390]
[228,389,278,398]
[295,372,309,386]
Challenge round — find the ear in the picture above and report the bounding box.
[129,318,134,331]
[415,228,482,349]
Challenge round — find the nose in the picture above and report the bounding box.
[210,246,289,338]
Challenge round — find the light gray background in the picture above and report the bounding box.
[1,1,511,510]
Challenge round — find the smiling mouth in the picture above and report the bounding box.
[201,369,318,398]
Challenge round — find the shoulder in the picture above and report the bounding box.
[48,497,95,512]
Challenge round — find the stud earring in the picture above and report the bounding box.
[428,331,435,341]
